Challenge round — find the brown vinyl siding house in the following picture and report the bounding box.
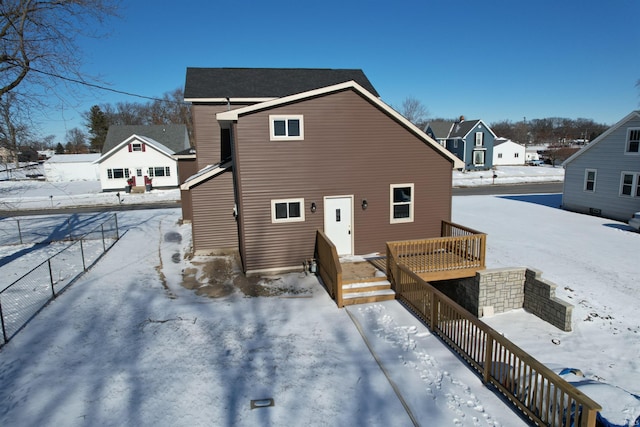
[182,68,463,275]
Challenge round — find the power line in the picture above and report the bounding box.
[18,62,186,105]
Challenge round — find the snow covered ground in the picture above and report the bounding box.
[0,164,564,211]
[1,165,639,426]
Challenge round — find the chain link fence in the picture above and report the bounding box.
[0,213,117,246]
[0,214,119,344]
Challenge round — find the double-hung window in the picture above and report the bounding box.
[584,169,597,192]
[270,115,304,140]
[475,132,484,147]
[390,184,414,223]
[271,198,305,223]
[620,172,640,197]
[626,128,640,154]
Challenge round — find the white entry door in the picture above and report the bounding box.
[324,196,353,256]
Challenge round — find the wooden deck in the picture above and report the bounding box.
[315,221,486,308]
[395,251,484,281]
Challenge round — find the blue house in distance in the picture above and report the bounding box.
[426,117,496,171]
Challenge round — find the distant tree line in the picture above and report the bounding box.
[397,98,610,147]
[0,87,192,162]
[489,117,609,146]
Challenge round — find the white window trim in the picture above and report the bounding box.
[584,168,597,192]
[271,198,305,223]
[619,171,640,197]
[390,184,414,224]
[475,132,484,147]
[625,128,640,155]
[472,149,486,166]
[269,115,304,141]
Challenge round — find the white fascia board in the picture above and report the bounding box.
[93,134,174,164]
[181,160,232,190]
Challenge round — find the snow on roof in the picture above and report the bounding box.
[45,154,101,163]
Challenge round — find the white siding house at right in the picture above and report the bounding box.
[562,110,640,222]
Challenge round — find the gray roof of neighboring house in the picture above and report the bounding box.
[102,125,189,154]
[184,67,380,100]
[449,120,481,138]
[427,121,455,139]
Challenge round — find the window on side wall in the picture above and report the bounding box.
[270,115,304,140]
[620,172,640,197]
[390,184,414,223]
[271,198,305,223]
[584,169,597,192]
[626,128,640,154]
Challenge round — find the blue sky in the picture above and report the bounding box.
[38,0,640,143]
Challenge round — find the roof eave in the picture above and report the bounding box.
[562,110,640,167]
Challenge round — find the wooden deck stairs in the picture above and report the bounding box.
[342,277,395,306]
[340,258,395,306]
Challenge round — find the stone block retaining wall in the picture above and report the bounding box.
[432,267,573,331]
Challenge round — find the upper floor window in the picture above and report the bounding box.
[626,128,640,154]
[271,198,305,223]
[270,115,304,141]
[129,143,145,152]
[390,184,414,223]
[475,132,484,147]
[584,169,597,192]
[620,172,640,197]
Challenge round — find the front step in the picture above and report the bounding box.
[342,279,395,306]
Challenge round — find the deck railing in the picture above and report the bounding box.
[392,263,601,427]
[315,230,343,307]
[386,221,486,282]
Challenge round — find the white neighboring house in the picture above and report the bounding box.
[94,124,190,192]
[44,154,100,182]
[492,138,525,166]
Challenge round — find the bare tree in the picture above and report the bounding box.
[1,0,119,98]
[65,128,88,154]
[0,92,31,167]
[399,97,430,128]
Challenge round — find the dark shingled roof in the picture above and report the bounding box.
[427,121,455,139]
[448,120,481,138]
[184,67,379,100]
[103,124,190,154]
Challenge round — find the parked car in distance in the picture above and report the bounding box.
[629,212,640,232]
[527,159,545,166]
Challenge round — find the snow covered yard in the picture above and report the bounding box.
[0,208,528,427]
[1,169,639,426]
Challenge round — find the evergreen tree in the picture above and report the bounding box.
[86,105,110,153]
[55,142,65,154]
